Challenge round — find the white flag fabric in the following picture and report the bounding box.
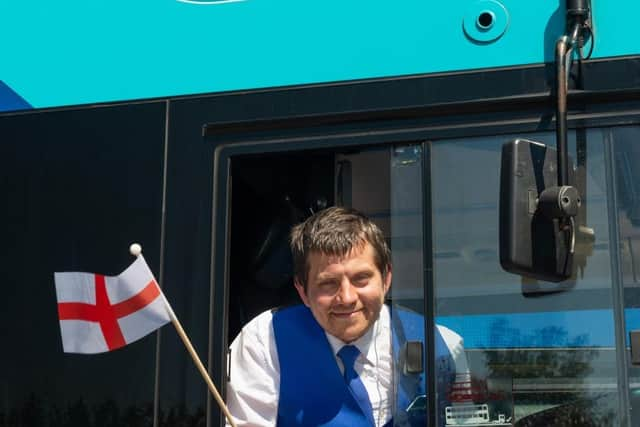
[54,256,171,354]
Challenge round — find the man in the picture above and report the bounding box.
[226,207,467,426]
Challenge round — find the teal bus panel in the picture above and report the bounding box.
[1,0,638,112]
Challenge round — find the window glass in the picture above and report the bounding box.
[611,126,640,424]
[430,131,621,426]
[337,144,430,425]
[388,144,430,426]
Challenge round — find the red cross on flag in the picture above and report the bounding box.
[54,255,170,354]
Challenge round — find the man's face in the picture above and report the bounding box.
[294,242,391,343]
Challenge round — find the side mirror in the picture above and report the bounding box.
[499,139,578,282]
[500,0,595,285]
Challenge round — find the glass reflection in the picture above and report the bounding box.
[431,131,619,426]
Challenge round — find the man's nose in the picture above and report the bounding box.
[336,279,357,304]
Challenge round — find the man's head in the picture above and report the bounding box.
[290,207,392,343]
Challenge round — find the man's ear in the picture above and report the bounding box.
[383,265,392,296]
[294,278,310,307]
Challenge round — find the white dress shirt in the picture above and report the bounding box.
[225,305,468,427]
[226,305,392,427]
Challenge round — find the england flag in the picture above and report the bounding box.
[54,256,171,354]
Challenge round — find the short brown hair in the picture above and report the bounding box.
[290,206,390,289]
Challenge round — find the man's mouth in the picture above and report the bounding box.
[331,309,362,318]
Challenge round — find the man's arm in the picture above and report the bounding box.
[226,310,280,427]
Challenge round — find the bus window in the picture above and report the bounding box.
[226,143,441,425]
[611,126,640,424]
[431,130,620,426]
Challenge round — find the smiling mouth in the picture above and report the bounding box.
[331,309,362,318]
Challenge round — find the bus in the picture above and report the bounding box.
[2,0,640,425]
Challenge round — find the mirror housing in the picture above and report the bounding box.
[499,139,578,282]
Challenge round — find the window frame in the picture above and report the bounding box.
[205,77,640,427]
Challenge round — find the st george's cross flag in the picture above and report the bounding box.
[54,256,170,354]
[53,250,239,427]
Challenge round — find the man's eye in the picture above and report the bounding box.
[352,275,371,285]
[319,280,338,288]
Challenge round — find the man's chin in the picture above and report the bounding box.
[331,325,368,343]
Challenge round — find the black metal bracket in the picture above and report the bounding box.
[542,0,592,257]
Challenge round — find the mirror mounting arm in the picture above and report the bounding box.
[551,0,592,242]
[555,0,591,189]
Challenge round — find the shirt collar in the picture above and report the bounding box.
[325,305,390,365]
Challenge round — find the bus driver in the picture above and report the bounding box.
[226,207,467,426]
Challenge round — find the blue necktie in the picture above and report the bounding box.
[338,345,375,426]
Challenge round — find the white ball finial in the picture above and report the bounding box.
[129,243,142,257]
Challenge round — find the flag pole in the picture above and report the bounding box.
[130,244,238,427]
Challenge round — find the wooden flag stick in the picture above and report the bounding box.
[165,305,238,427]
[130,244,238,427]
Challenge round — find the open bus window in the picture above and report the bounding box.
[227,145,423,340]
[227,147,397,341]
[226,143,450,425]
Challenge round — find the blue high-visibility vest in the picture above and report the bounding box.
[273,305,456,426]
[273,305,372,426]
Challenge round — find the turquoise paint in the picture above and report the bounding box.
[590,0,640,58]
[0,0,637,110]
